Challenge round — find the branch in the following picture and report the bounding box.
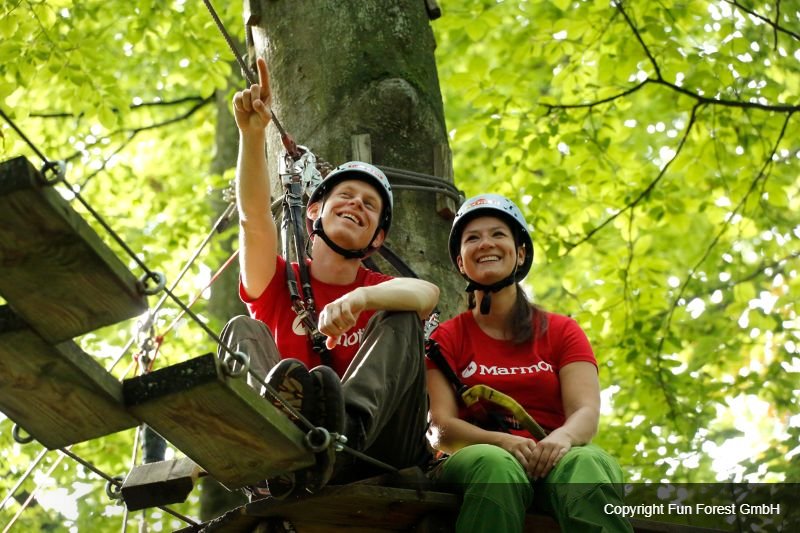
[690,250,800,303]
[614,1,662,79]
[29,95,213,119]
[723,0,800,42]
[62,95,213,164]
[564,103,702,253]
[656,111,794,361]
[541,81,648,111]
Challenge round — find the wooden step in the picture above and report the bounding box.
[122,353,315,489]
[0,155,148,343]
[121,457,205,511]
[0,306,139,449]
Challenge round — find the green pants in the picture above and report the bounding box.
[431,443,633,533]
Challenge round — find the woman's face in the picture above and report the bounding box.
[457,215,524,283]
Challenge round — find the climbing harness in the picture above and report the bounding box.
[425,339,548,441]
[278,147,334,363]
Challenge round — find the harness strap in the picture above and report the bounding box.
[282,176,333,367]
[425,339,548,440]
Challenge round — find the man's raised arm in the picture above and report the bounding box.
[232,57,278,299]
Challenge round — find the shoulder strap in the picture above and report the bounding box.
[281,176,333,367]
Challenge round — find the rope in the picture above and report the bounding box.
[0,107,50,167]
[2,452,66,533]
[0,449,48,511]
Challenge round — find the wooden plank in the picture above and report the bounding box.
[0,156,148,343]
[351,134,372,163]
[122,353,315,490]
[183,484,460,533]
[179,478,731,533]
[0,306,139,448]
[121,457,205,511]
[433,144,457,220]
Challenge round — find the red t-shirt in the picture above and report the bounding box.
[241,255,393,376]
[428,311,597,434]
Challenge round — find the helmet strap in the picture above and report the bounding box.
[465,276,516,314]
[311,217,375,260]
[464,260,520,315]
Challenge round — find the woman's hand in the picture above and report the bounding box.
[527,429,572,480]
[495,430,571,480]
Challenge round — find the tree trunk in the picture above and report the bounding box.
[249,0,463,317]
[199,0,462,521]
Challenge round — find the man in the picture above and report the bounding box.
[219,57,439,498]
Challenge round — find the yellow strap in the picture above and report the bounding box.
[461,384,548,441]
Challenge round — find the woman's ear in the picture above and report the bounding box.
[517,245,526,266]
[457,255,465,274]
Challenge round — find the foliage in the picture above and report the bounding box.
[1,0,239,530]
[1,0,798,531]
[433,0,799,484]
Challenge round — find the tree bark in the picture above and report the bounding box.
[249,0,463,317]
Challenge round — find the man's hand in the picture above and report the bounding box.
[232,57,272,133]
[318,289,368,349]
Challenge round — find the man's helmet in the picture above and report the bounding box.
[305,161,393,237]
[305,161,393,259]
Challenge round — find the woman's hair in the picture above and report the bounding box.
[468,284,548,344]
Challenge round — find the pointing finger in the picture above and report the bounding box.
[256,57,271,100]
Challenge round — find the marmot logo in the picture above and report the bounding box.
[461,361,477,379]
[291,315,307,335]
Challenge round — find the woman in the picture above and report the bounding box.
[427,194,632,532]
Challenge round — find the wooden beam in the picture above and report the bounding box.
[433,143,457,220]
[179,484,460,533]
[121,457,205,511]
[180,480,732,533]
[351,134,372,163]
[123,353,315,490]
[0,156,147,343]
[0,306,139,449]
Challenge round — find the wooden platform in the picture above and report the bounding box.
[122,353,315,489]
[0,155,147,343]
[0,306,139,449]
[177,473,728,533]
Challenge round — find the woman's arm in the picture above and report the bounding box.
[526,361,600,479]
[427,368,539,472]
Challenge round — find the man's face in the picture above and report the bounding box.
[309,179,385,250]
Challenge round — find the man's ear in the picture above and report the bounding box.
[370,228,386,249]
[307,201,322,221]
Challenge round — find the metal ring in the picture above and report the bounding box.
[12,424,34,444]
[222,350,249,378]
[105,475,124,501]
[139,272,167,296]
[304,427,331,454]
[40,160,66,184]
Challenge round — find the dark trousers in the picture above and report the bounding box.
[218,311,432,481]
